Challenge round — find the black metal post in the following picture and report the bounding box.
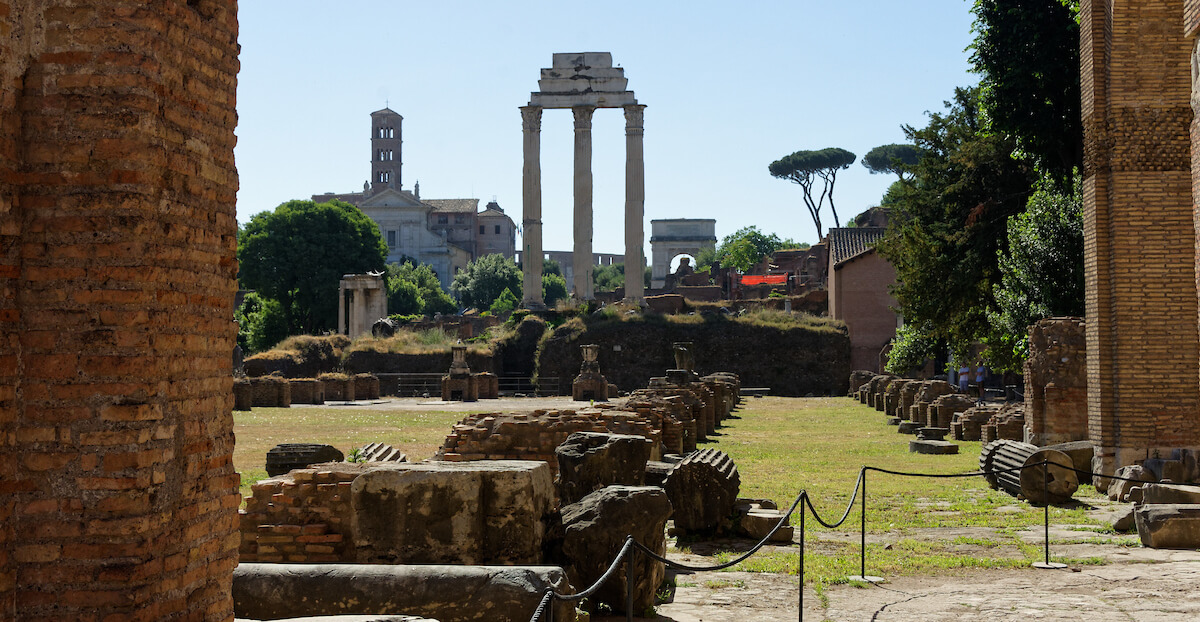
[626,545,634,622]
[860,469,867,579]
[1043,460,1050,564]
[799,497,806,622]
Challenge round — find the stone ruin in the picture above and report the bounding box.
[571,343,609,401]
[233,372,380,409]
[439,344,498,402]
[436,408,662,475]
[1024,317,1087,446]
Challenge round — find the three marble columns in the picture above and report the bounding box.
[520,104,646,307]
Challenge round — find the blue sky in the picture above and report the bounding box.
[235,1,978,257]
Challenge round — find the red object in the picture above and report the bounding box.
[740,274,787,285]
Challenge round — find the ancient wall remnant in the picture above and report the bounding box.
[0,2,241,618]
[436,409,661,475]
[1082,0,1200,478]
[240,461,556,566]
[1024,317,1087,446]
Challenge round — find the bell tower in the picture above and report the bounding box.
[370,108,402,194]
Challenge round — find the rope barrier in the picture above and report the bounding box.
[529,455,1187,622]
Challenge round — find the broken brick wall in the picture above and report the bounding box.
[1,1,240,619]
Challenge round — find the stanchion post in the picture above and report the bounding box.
[848,469,884,583]
[547,593,554,622]
[799,497,806,622]
[626,543,634,622]
[1033,460,1066,570]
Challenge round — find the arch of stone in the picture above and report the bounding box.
[649,219,717,289]
[520,52,646,307]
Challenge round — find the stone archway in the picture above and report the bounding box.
[649,219,716,289]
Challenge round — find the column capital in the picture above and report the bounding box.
[520,105,542,133]
[573,105,596,130]
[624,104,646,130]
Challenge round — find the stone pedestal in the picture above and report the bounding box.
[441,345,478,402]
[572,344,609,401]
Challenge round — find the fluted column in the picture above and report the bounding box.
[521,105,545,308]
[573,105,596,301]
[624,104,647,304]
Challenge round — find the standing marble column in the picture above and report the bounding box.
[521,106,545,308]
[624,104,646,304]
[573,105,596,301]
[338,282,346,335]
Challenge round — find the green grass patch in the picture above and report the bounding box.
[233,406,465,498]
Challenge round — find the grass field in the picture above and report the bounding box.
[232,395,1113,586]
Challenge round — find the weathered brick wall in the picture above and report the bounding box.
[1024,317,1088,445]
[240,468,357,564]
[1081,0,1200,476]
[1,1,240,619]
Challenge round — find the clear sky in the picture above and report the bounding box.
[235,1,978,259]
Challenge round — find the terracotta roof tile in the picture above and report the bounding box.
[828,227,887,266]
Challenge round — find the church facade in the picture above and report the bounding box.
[312,108,516,291]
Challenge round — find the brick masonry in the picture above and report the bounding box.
[1,1,240,619]
[1081,0,1200,475]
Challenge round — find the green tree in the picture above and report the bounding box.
[238,199,387,334]
[862,143,922,181]
[488,288,519,315]
[235,292,290,354]
[970,0,1081,186]
[984,176,1084,371]
[768,147,857,237]
[543,257,562,277]
[714,226,796,272]
[593,264,625,292]
[875,87,1036,358]
[385,261,457,316]
[542,273,568,306]
[451,254,523,310]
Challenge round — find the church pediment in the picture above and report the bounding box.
[360,187,427,210]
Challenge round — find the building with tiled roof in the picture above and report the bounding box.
[826,225,898,373]
[311,109,515,291]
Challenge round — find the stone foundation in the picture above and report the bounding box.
[240,460,556,565]
[290,378,326,405]
[436,409,661,475]
[320,373,356,401]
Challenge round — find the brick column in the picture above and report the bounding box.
[520,106,545,308]
[572,105,596,301]
[1,2,240,619]
[624,105,647,305]
[1081,0,1200,477]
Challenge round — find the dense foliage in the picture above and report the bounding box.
[877,87,1037,370]
[236,292,290,353]
[237,199,387,334]
[385,261,458,316]
[879,0,1085,373]
[451,254,523,310]
[712,226,801,272]
[970,0,1081,185]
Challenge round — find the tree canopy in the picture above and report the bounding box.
[768,147,856,238]
[985,177,1084,371]
[970,0,1081,186]
[861,143,922,181]
[385,261,458,317]
[451,254,523,311]
[713,226,800,272]
[876,86,1036,369]
[237,199,387,334]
